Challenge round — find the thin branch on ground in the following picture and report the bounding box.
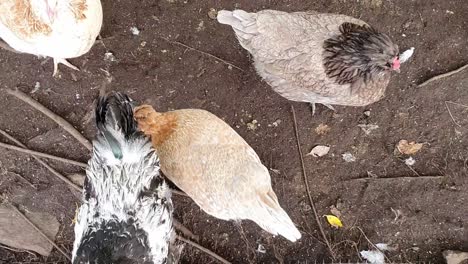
[445,101,462,127]
[173,219,199,241]
[0,129,82,192]
[9,171,37,190]
[290,105,335,260]
[0,140,87,168]
[7,203,71,262]
[405,164,421,177]
[353,227,391,263]
[0,244,36,256]
[418,63,468,87]
[176,235,231,264]
[159,37,244,72]
[171,189,189,197]
[345,175,443,182]
[6,88,92,151]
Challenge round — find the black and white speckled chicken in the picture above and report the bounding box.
[71,93,180,264]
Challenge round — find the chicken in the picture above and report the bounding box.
[0,0,103,76]
[72,93,177,264]
[217,9,400,114]
[134,105,301,242]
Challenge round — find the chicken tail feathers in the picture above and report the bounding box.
[95,92,141,161]
[254,190,302,242]
[217,10,258,43]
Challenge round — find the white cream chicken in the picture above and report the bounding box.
[0,0,102,76]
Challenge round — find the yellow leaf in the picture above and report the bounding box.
[325,215,343,228]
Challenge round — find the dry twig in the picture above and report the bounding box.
[172,189,189,197]
[346,175,443,182]
[0,141,87,168]
[176,235,231,264]
[353,227,391,263]
[6,88,92,151]
[159,37,244,72]
[7,203,71,261]
[173,219,199,241]
[418,63,468,87]
[9,171,37,190]
[290,105,335,259]
[0,129,81,192]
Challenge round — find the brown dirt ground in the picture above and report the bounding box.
[1,0,468,263]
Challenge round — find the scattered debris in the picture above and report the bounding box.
[208,8,218,19]
[364,110,371,117]
[246,120,259,131]
[31,82,41,94]
[0,205,59,256]
[307,145,330,157]
[196,20,205,32]
[405,157,416,166]
[325,215,343,228]
[104,52,117,62]
[268,119,282,127]
[358,124,379,135]
[443,250,468,264]
[360,249,385,264]
[397,140,423,155]
[391,207,403,222]
[256,244,267,254]
[400,47,415,63]
[315,123,331,135]
[130,26,140,35]
[446,10,455,15]
[342,152,356,162]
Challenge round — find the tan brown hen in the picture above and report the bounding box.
[134,105,301,242]
[217,9,400,113]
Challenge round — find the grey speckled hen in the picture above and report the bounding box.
[218,9,400,113]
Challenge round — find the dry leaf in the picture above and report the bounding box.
[397,140,423,155]
[325,215,343,228]
[315,124,331,135]
[307,145,330,157]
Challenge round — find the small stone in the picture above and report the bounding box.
[404,157,416,166]
[247,120,258,131]
[342,152,356,162]
[208,8,218,19]
[256,244,266,254]
[130,26,140,35]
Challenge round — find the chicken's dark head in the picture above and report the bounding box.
[323,22,400,85]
